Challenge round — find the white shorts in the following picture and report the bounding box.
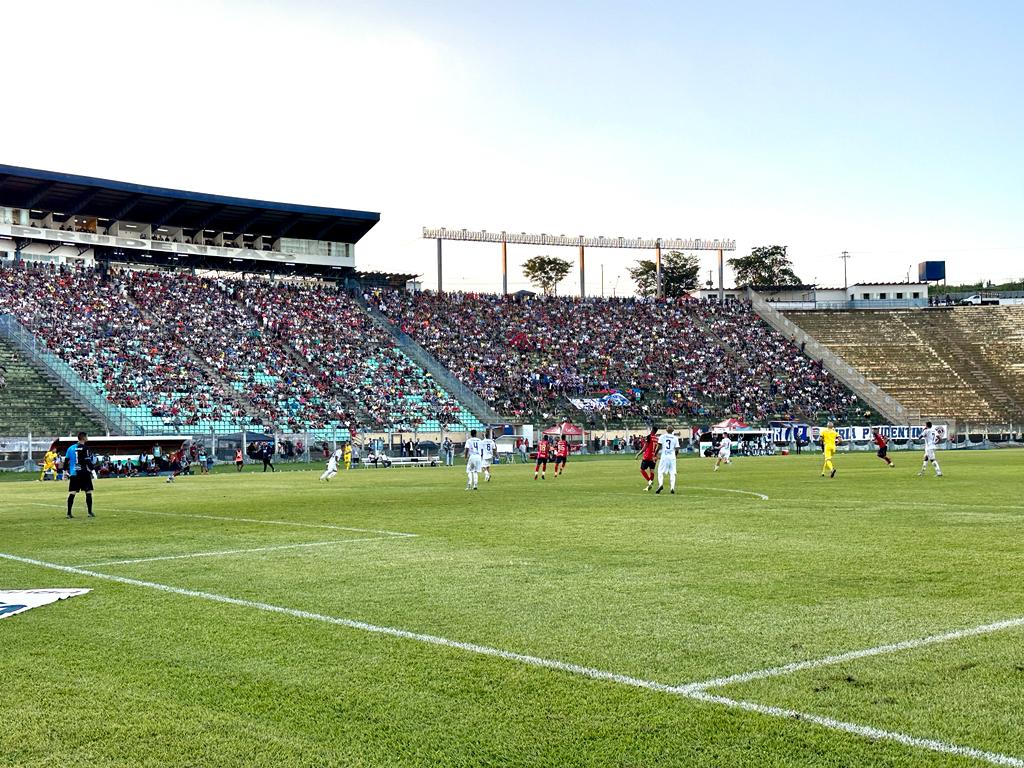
[924,447,936,461]
[467,456,483,473]
[718,449,731,460]
[482,458,492,468]
[659,458,677,474]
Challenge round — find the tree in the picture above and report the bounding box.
[522,255,572,296]
[628,250,700,297]
[727,245,803,287]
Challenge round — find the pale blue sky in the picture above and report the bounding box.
[4,0,1021,292]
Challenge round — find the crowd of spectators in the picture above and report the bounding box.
[125,270,346,433]
[236,279,471,432]
[0,261,241,430]
[701,300,854,423]
[372,290,859,425]
[1,260,859,433]
[0,261,475,434]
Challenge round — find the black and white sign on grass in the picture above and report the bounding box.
[0,589,90,619]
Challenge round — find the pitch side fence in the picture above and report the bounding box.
[3,427,1022,472]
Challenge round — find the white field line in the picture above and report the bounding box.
[756,493,1024,512]
[692,691,1024,768]
[28,503,417,538]
[684,615,1024,692]
[916,501,1024,512]
[682,486,769,500]
[75,536,394,567]
[0,551,685,695]
[1,550,1021,768]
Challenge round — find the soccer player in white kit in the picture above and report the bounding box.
[482,432,497,482]
[320,447,344,482]
[464,429,484,490]
[918,421,944,477]
[655,427,681,494]
[714,434,732,472]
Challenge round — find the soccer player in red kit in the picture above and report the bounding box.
[534,437,551,480]
[872,428,894,467]
[636,427,658,491]
[553,436,569,477]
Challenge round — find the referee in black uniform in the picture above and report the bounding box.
[65,431,95,519]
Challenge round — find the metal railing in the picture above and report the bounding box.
[355,297,504,425]
[748,290,920,425]
[0,314,143,435]
[766,299,929,311]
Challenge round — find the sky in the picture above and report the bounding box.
[4,0,1022,294]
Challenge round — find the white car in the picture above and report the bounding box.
[961,294,999,306]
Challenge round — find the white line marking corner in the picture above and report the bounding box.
[2,551,1021,767]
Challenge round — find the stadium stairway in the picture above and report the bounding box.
[356,295,502,428]
[0,336,106,437]
[781,306,1024,425]
[689,312,755,371]
[750,292,916,424]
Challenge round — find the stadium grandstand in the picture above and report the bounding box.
[3,164,1020,454]
[0,165,874,449]
[367,289,861,426]
[0,166,486,442]
[781,306,1024,425]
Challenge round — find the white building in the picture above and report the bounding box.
[692,282,929,309]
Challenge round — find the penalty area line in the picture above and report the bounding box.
[75,536,398,567]
[692,691,1024,768]
[27,503,417,538]
[683,615,1024,692]
[1,552,1020,767]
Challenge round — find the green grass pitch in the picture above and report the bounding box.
[2,450,1023,767]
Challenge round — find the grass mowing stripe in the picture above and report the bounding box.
[75,536,398,567]
[693,692,1024,768]
[684,615,1024,691]
[3,550,1021,767]
[28,503,417,538]
[0,551,686,695]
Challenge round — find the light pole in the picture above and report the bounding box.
[840,250,850,291]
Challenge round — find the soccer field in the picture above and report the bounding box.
[3,451,1023,767]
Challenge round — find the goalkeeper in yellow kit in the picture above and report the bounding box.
[820,422,841,478]
[39,448,58,481]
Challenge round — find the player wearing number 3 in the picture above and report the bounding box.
[655,427,680,495]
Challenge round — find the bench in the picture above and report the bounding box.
[358,454,439,468]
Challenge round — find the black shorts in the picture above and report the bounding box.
[640,459,656,471]
[554,456,566,465]
[877,447,888,459]
[536,457,548,467]
[69,472,94,493]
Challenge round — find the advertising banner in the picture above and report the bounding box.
[0,589,90,619]
[569,392,633,411]
[770,423,947,444]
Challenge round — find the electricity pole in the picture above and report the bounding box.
[840,250,850,291]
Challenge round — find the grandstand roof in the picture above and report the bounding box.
[0,164,379,243]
